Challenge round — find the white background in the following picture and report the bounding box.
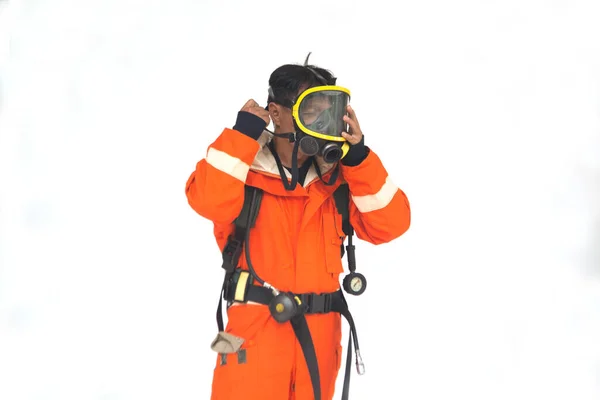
[1,0,600,399]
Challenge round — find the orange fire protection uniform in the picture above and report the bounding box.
[186,127,411,399]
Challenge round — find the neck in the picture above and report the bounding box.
[272,136,310,168]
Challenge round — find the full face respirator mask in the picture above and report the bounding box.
[292,85,351,164]
[267,83,351,164]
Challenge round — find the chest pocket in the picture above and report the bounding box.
[322,203,345,274]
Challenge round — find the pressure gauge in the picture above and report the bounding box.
[343,272,367,296]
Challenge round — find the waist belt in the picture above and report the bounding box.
[226,282,339,314]
[217,270,364,400]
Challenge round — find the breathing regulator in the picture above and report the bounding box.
[268,288,303,323]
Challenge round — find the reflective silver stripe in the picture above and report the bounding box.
[351,176,398,213]
[206,147,250,182]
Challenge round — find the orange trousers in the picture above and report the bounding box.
[210,303,344,400]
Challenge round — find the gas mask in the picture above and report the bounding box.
[267,84,351,191]
[292,85,351,164]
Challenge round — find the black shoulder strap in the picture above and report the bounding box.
[333,182,353,236]
[221,185,263,275]
[333,182,358,272]
[218,185,263,332]
[235,185,263,237]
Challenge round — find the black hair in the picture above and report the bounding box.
[267,63,337,108]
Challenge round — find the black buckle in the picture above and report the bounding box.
[223,269,239,301]
[221,236,242,272]
[302,293,332,314]
[223,273,234,301]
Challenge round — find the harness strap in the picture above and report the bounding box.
[291,314,321,400]
[332,182,352,236]
[218,186,263,332]
[223,279,362,400]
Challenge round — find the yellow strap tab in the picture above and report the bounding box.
[234,271,250,302]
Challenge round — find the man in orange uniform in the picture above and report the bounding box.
[186,60,411,400]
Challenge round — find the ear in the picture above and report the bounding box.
[268,102,282,126]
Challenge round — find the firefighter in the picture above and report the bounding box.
[185,60,411,400]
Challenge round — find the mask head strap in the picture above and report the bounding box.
[266,52,335,109]
[304,52,335,85]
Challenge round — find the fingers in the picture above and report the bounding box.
[346,104,358,122]
[242,99,259,110]
[341,131,361,145]
[241,99,271,125]
[342,105,362,144]
[343,114,359,135]
[255,108,271,125]
[248,106,270,125]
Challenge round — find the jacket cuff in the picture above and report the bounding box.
[341,135,369,166]
[340,149,388,196]
[233,111,267,140]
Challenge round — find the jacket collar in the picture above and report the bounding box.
[250,130,337,188]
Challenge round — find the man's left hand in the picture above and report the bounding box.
[341,105,363,145]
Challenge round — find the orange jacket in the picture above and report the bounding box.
[186,128,411,294]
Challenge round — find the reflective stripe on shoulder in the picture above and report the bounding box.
[206,147,251,182]
[351,176,398,213]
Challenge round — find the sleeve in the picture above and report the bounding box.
[340,147,411,245]
[185,125,263,225]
